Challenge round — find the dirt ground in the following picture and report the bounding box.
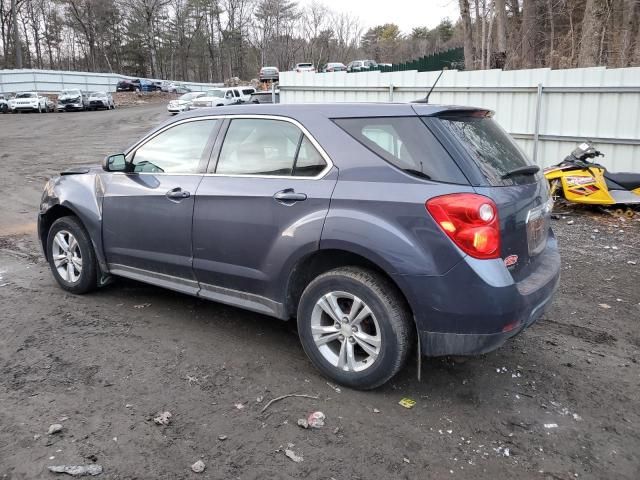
[0,103,638,480]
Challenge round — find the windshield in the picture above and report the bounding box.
[61,90,80,96]
[180,92,198,101]
[17,93,36,98]
[205,90,224,98]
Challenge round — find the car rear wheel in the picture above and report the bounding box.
[297,267,413,390]
[46,216,98,294]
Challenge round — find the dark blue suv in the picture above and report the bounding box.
[38,103,560,389]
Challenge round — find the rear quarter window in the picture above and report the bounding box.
[334,117,468,184]
[433,115,535,186]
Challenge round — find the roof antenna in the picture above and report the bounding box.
[425,70,444,104]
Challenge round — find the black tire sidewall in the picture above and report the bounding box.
[297,269,411,390]
[46,216,97,294]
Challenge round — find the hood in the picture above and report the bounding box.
[60,165,101,176]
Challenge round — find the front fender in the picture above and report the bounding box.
[39,172,107,271]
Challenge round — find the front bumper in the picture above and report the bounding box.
[58,103,84,110]
[395,231,561,356]
[89,100,109,108]
[167,105,188,112]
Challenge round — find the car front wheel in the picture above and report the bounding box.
[297,267,413,390]
[46,216,98,294]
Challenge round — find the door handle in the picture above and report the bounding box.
[273,189,307,204]
[166,187,190,200]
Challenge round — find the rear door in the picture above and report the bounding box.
[102,118,220,286]
[192,116,337,314]
[423,111,552,280]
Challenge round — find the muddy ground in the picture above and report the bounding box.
[0,102,638,480]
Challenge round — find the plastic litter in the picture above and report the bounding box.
[398,398,416,409]
[48,465,103,476]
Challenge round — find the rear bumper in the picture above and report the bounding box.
[395,231,561,356]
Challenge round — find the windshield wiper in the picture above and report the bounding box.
[501,165,540,179]
[403,168,432,180]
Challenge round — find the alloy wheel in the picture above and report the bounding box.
[51,230,83,283]
[310,291,381,372]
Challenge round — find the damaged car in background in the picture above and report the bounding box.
[57,89,89,111]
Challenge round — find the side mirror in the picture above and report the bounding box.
[103,153,128,172]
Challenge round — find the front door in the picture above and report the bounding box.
[192,117,337,315]
[102,118,220,289]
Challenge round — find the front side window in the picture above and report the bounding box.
[132,120,217,174]
[216,119,327,177]
[334,117,467,184]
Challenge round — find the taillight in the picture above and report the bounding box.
[426,193,500,259]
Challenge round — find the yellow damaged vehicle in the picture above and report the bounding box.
[544,142,640,217]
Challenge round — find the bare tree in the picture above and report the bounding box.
[459,0,475,69]
[578,0,610,67]
[522,0,537,68]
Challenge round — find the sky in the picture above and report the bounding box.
[297,0,460,34]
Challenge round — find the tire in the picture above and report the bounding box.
[37,104,42,113]
[46,216,98,294]
[1,104,7,114]
[297,266,413,390]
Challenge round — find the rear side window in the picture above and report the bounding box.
[435,115,533,185]
[334,117,468,184]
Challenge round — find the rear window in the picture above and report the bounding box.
[334,117,468,184]
[434,115,534,185]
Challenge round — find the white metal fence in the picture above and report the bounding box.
[0,68,222,95]
[280,67,640,171]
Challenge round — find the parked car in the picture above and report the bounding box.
[347,60,378,72]
[88,91,115,110]
[190,88,240,109]
[138,79,159,92]
[167,91,206,115]
[12,91,50,113]
[233,86,257,103]
[57,89,89,111]
[168,82,192,94]
[249,91,279,104]
[38,103,559,390]
[0,94,8,113]
[323,62,347,72]
[116,79,141,92]
[295,62,315,73]
[259,66,279,82]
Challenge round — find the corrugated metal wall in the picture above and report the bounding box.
[0,69,222,94]
[280,67,640,171]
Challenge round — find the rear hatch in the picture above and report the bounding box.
[420,109,552,281]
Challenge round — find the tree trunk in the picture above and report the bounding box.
[459,0,475,69]
[495,0,507,52]
[522,0,537,68]
[618,0,639,66]
[11,0,22,68]
[578,0,609,67]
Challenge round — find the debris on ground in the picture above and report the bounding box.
[133,303,151,309]
[398,398,416,409]
[598,303,612,309]
[307,411,325,428]
[297,418,309,429]
[373,408,381,413]
[260,394,319,413]
[326,382,341,393]
[234,402,245,410]
[217,435,227,441]
[48,465,103,476]
[191,460,206,473]
[284,448,304,463]
[153,411,172,426]
[48,424,63,435]
[544,423,558,429]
